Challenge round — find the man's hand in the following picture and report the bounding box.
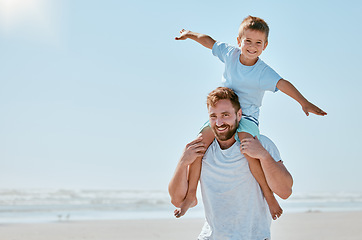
[180,136,206,166]
[240,137,268,160]
[302,101,327,116]
[175,29,191,40]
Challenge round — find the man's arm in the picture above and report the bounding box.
[276,79,327,116]
[175,29,216,50]
[240,137,293,200]
[168,136,206,207]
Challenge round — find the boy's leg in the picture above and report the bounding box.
[238,132,283,220]
[174,126,215,218]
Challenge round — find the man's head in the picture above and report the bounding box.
[237,16,269,62]
[207,87,242,142]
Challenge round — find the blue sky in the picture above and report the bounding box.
[0,0,361,194]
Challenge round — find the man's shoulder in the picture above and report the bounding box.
[259,135,282,162]
[259,135,276,149]
[259,134,272,144]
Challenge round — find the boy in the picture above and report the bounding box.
[174,16,326,220]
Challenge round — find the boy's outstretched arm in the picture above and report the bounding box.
[276,79,327,116]
[175,29,216,50]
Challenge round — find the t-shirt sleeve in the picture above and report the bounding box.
[259,65,282,93]
[259,135,282,162]
[212,41,235,63]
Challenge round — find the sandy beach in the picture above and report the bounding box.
[1,211,362,240]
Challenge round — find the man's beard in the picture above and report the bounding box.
[212,119,238,141]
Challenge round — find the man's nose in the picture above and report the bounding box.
[216,118,224,126]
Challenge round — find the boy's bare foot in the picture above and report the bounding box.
[174,196,198,218]
[264,194,283,220]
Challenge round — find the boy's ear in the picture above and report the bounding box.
[263,41,268,50]
[237,36,241,47]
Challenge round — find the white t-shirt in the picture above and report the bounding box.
[198,135,281,240]
[212,42,281,120]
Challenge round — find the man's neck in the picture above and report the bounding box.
[217,135,237,150]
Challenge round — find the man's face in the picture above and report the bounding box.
[208,99,242,141]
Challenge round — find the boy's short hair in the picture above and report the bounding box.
[207,87,241,112]
[238,15,269,42]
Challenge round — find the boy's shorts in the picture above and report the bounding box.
[200,115,260,143]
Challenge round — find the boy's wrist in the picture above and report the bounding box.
[299,99,310,107]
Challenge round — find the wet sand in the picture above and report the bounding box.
[1,211,362,240]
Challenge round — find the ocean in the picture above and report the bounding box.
[1,189,362,223]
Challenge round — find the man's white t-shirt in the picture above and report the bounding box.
[198,135,281,240]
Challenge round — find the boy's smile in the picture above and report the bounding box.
[237,29,268,66]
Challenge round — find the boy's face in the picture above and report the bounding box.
[237,29,268,64]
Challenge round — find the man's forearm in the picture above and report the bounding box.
[168,137,206,207]
[168,160,189,207]
[259,152,293,199]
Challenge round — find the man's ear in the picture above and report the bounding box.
[237,108,242,121]
[263,41,268,50]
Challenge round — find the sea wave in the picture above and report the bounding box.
[1,189,362,223]
[0,189,171,210]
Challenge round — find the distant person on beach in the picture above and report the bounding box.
[168,87,293,239]
[173,15,326,219]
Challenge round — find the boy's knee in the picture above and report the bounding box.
[238,131,253,139]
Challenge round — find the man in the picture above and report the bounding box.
[168,87,293,239]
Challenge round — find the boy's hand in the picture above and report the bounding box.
[175,29,191,40]
[302,101,327,116]
[175,29,216,49]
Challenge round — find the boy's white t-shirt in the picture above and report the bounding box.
[198,135,281,240]
[212,42,282,120]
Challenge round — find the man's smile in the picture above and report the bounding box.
[216,125,228,132]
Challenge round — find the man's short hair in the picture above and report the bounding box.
[207,87,241,112]
[238,15,269,42]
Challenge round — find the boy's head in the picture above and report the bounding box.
[238,15,269,42]
[237,16,269,63]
